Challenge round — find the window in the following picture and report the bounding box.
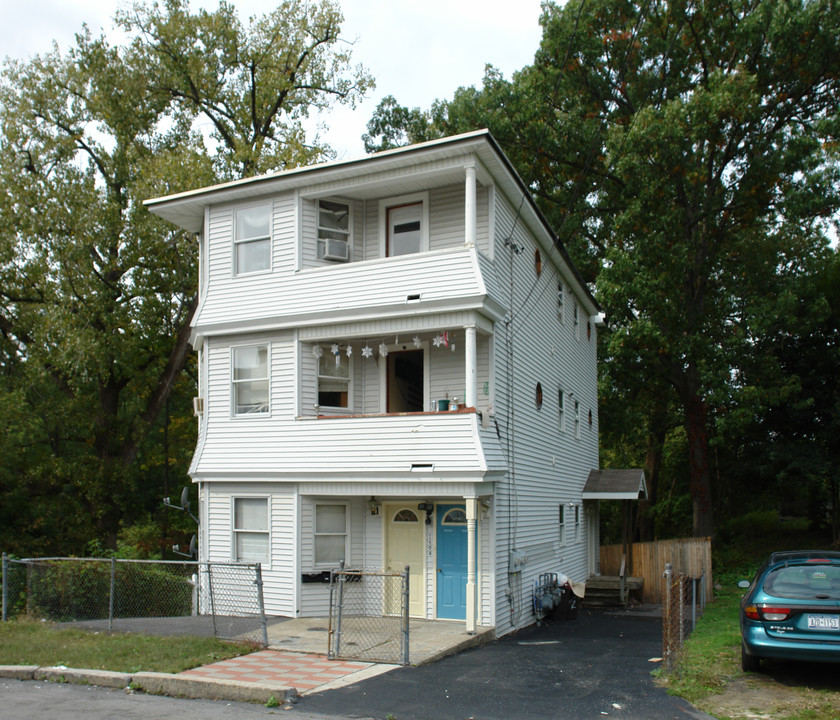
[443,508,467,524]
[388,203,422,256]
[557,282,564,322]
[317,346,351,409]
[573,302,580,340]
[558,389,566,432]
[381,192,428,257]
[394,508,419,523]
[234,204,271,275]
[535,382,543,410]
[317,199,351,261]
[314,504,348,566]
[574,400,581,439]
[574,504,581,542]
[558,504,566,546]
[232,345,269,415]
[534,249,542,277]
[233,497,269,564]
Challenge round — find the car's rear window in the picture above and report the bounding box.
[764,564,840,599]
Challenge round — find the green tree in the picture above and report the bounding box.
[0,0,371,553]
[121,0,373,177]
[367,0,840,537]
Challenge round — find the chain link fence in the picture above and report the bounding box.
[328,564,409,665]
[1,554,268,646]
[661,562,707,669]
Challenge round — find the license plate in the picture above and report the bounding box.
[807,614,840,630]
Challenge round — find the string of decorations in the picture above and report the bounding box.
[312,332,457,363]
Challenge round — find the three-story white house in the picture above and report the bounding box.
[146,130,602,638]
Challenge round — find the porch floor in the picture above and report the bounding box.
[264,617,495,666]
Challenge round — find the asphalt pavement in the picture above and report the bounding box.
[297,606,714,720]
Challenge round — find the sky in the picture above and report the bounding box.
[0,0,547,159]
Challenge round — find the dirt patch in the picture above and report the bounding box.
[695,662,840,720]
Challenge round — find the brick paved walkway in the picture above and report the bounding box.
[178,650,379,692]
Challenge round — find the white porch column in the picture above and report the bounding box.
[466,496,478,634]
[465,326,477,409]
[465,163,476,247]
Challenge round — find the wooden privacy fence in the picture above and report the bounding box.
[600,538,713,603]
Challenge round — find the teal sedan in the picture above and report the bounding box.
[739,550,840,672]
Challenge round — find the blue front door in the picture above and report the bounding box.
[436,504,468,620]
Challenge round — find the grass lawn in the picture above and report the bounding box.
[663,584,840,720]
[0,618,255,674]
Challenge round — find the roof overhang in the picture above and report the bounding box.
[582,469,648,501]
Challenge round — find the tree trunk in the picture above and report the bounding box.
[685,395,714,538]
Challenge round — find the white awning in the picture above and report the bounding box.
[582,469,647,501]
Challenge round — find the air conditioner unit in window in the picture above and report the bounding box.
[322,237,349,262]
[192,397,204,416]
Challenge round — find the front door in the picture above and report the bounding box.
[436,504,468,620]
[384,504,425,616]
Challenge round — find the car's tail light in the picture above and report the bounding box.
[746,605,792,621]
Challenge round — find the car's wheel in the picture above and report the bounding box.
[741,645,761,673]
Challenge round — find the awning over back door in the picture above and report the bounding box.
[582,469,647,501]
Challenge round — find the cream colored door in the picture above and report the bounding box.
[384,504,425,616]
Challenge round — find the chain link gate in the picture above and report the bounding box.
[328,563,410,665]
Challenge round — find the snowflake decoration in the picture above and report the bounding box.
[312,345,323,359]
[413,336,421,348]
[330,343,340,356]
[345,345,352,357]
[362,345,373,358]
[378,343,389,358]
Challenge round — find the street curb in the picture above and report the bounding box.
[34,667,131,689]
[0,665,298,705]
[0,665,38,680]
[132,671,298,704]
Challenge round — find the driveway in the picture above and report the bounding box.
[297,606,714,720]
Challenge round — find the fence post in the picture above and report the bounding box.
[662,562,672,666]
[402,565,410,667]
[205,563,218,638]
[254,563,268,647]
[109,557,116,633]
[2,553,7,621]
[335,560,345,659]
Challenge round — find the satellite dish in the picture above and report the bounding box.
[180,486,190,511]
[189,534,197,558]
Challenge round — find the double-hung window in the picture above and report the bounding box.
[232,345,269,415]
[574,400,581,439]
[558,388,566,433]
[317,346,351,409]
[317,199,351,261]
[314,504,348,567]
[558,504,566,546]
[233,497,269,564]
[234,204,271,275]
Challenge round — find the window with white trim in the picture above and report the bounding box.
[314,504,348,567]
[233,497,269,564]
[317,199,351,262]
[573,301,580,340]
[232,345,269,415]
[317,346,352,409]
[381,192,429,257]
[558,388,566,432]
[234,204,271,275]
[574,400,581,439]
[574,504,581,542]
[557,281,565,323]
[558,504,566,546]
